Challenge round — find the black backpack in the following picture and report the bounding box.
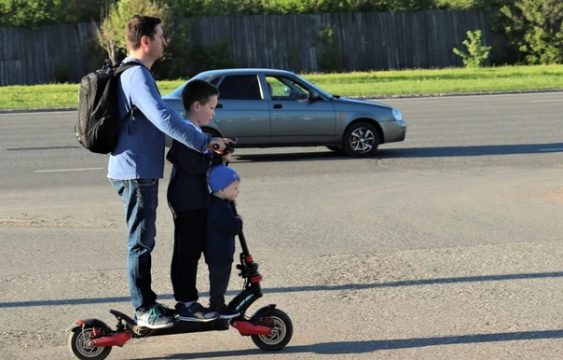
[75,59,141,154]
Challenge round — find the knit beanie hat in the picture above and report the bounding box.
[208,165,240,193]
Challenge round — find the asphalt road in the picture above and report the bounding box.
[1,92,562,359]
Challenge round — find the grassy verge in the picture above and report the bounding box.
[1,65,562,110]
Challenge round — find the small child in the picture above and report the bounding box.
[167,79,219,322]
[206,164,242,319]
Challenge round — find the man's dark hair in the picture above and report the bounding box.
[182,80,220,111]
[125,15,161,50]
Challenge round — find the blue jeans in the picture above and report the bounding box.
[110,178,159,312]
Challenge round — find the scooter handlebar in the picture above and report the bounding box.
[211,138,237,155]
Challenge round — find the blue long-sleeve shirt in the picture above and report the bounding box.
[108,57,209,180]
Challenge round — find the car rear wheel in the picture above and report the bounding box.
[343,121,379,156]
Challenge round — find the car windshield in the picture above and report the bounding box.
[166,74,217,98]
[167,82,187,98]
[295,76,333,99]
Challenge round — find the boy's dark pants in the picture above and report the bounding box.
[171,209,207,302]
[208,265,232,309]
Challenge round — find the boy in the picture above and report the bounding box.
[167,80,220,322]
[206,165,242,319]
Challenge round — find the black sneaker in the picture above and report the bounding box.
[175,302,218,322]
[211,304,240,320]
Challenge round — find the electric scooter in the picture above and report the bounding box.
[68,142,293,360]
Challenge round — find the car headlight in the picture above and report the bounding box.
[392,108,406,126]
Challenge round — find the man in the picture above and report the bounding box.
[108,15,228,329]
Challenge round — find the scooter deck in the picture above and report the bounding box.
[109,309,230,337]
[148,318,230,336]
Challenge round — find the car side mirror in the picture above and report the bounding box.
[308,91,321,102]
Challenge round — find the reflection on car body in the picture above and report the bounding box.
[162,68,406,156]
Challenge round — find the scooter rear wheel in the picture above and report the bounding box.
[251,308,293,351]
[68,324,112,360]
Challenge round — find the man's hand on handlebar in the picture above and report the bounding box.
[208,137,233,153]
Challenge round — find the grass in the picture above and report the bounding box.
[1,65,562,110]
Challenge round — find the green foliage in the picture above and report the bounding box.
[186,38,238,76]
[499,0,563,64]
[453,29,491,67]
[152,22,191,79]
[317,25,342,72]
[163,0,439,17]
[97,0,170,65]
[52,63,70,83]
[0,0,103,27]
[436,0,510,10]
[0,0,517,27]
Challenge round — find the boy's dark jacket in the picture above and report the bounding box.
[206,195,242,266]
[166,140,211,214]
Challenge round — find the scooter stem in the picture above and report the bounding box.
[230,201,250,256]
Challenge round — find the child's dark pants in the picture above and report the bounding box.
[171,209,207,302]
[208,265,232,308]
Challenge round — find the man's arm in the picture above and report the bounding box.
[127,67,209,152]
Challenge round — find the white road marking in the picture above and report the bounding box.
[34,167,104,173]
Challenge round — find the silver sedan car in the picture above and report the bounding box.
[162,68,406,156]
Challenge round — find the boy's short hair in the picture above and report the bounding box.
[125,15,161,50]
[182,80,220,112]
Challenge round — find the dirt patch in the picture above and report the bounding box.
[544,186,563,203]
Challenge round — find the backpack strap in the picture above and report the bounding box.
[114,60,147,119]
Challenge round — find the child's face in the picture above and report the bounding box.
[190,95,218,127]
[216,180,240,201]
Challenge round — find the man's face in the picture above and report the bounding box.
[147,24,167,59]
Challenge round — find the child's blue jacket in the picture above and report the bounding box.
[205,195,242,266]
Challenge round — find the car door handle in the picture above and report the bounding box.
[216,103,223,109]
[273,104,282,109]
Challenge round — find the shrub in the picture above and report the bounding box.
[499,0,563,64]
[453,29,491,67]
[317,25,342,72]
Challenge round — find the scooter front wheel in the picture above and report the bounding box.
[251,308,293,351]
[68,323,112,360]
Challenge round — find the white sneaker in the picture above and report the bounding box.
[135,304,174,329]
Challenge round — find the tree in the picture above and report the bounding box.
[453,29,491,67]
[499,0,563,64]
[97,0,170,65]
[0,0,102,27]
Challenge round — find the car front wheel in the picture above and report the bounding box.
[343,122,379,156]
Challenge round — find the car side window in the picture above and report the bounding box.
[217,75,263,100]
[265,76,309,101]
